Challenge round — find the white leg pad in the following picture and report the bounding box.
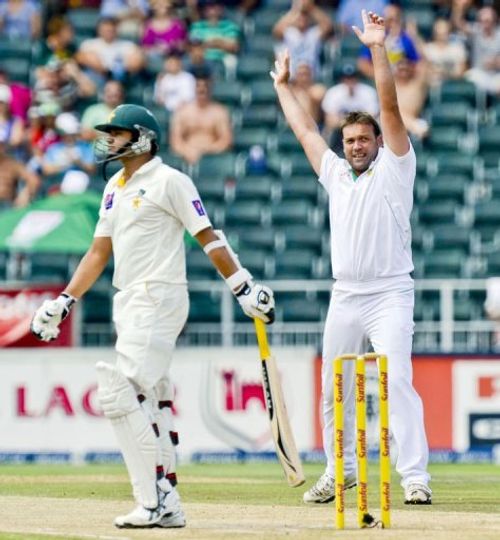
[155,378,177,478]
[96,361,159,508]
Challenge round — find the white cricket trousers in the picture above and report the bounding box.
[321,282,430,488]
[113,282,189,392]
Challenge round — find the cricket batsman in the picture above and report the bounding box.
[30,104,275,528]
[271,10,432,504]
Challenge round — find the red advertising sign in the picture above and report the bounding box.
[0,285,74,347]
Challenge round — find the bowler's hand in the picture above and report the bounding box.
[352,10,386,48]
[270,50,291,88]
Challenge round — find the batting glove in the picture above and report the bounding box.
[30,292,77,342]
[236,282,275,324]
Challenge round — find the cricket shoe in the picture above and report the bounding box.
[404,482,432,505]
[115,485,183,528]
[303,472,357,504]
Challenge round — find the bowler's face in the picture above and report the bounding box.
[342,123,381,174]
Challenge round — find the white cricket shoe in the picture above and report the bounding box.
[404,482,432,505]
[303,472,357,504]
[157,506,186,528]
[115,486,184,528]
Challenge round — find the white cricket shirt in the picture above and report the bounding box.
[94,156,211,290]
[318,143,415,292]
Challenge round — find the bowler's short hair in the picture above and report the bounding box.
[340,112,381,138]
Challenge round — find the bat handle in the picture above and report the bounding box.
[254,318,271,359]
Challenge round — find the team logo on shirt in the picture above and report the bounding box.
[132,189,146,210]
[104,192,114,210]
[192,199,206,216]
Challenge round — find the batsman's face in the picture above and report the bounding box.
[106,129,132,153]
[342,123,381,174]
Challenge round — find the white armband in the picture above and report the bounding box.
[203,238,226,255]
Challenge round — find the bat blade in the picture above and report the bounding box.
[255,319,305,487]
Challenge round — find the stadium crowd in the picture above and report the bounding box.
[0,0,498,209]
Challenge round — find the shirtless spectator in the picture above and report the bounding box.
[422,18,467,86]
[0,139,40,208]
[358,3,421,79]
[81,80,124,140]
[75,17,145,87]
[154,52,195,113]
[321,63,379,146]
[394,58,429,139]
[466,6,500,97]
[273,0,333,78]
[290,61,326,124]
[170,72,232,164]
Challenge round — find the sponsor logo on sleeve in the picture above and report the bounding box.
[104,192,114,210]
[192,200,205,216]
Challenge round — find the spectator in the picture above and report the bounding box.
[358,3,421,79]
[0,69,32,126]
[155,51,196,113]
[34,58,96,112]
[0,0,41,41]
[437,0,477,41]
[0,85,24,150]
[466,6,500,97]
[0,138,40,208]
[322,63,379,147]
[337,0,388,33]
[75,17,145,88]
[27,101,61,174]
[41,113,96,188]
[273,0,333,78]
[290,61,326,124]
[189,0,240,68]
[100,0,149,39]
[170,73,232,164]
[422,18,467,86]
[393,58,429,140]
[184,38,213,77]
[35,16,75,68]
[141,0,188,58]
[81,80,125,141]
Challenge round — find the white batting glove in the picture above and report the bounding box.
[30,293,77,342]
[235,282,275,324]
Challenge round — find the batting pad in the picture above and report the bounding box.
[96,361,159,508]
[155,379,177,477]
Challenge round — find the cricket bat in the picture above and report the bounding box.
[254,318,305,487]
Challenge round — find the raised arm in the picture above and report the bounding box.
[353,10,409,156]
[271,50,328,176]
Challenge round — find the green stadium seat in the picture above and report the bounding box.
[224,200,266,226]
[161,151,186,171]
[426,174,468,202]
[240,105,278,129]
[430,225,472,251]
[0,251,7,280]
[237,56,272,81]
[438,80,478,106]
[280,298,324,322]
[426,127,464,152]
[432,152,477,177]
[474,201,500,227]
[271,200,313,225]
[234,175,274,201]
[281,225,325,254]
[454,296,478,321]
[197,153,239,180]
[405,8,434,37]
[0,58,31,84]
[249,80,277,105]
[212,81,244,107]
[0,39,31,60]
[195,176,228,203]
[245,34,276,56]
[186,249,218,280]
[238,248,268,277]
[281,175,320,203]
[423,249,465,278]
[284,153,314,175]
[67,8,100,38]
[428,102,472,129]
[234,128,268,152]
[275,130,303,153]
[83,290,111,324]
[273,249,315,279]
[486,252,500,276]
[29,253,71,282]
[189,291,221,322]
[234,227,277,252]
[418,200,457,225]
[478,127,500,168]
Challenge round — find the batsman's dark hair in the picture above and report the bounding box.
[340,111,381,138]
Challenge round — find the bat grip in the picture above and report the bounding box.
[254,318,271,359]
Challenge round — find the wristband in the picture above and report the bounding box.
[225,268,252,293]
